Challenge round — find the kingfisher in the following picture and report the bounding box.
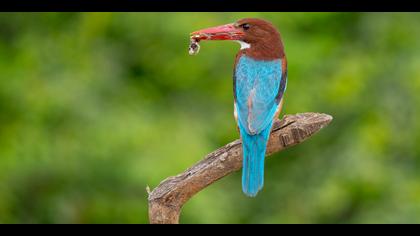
[191,18,287,197]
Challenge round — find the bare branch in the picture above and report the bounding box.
[148,112,333,224]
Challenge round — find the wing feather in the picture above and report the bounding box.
[234,56,285,135]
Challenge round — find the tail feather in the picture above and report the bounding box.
[240,122,273,197]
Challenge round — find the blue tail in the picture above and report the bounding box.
[240,122,273,197]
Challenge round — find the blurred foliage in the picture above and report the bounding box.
[0,13,419,223]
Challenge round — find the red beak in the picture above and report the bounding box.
[190,23,244,41]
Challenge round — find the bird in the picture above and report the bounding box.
[190,18,287,197]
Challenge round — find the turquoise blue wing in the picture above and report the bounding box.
[234,56,284,135]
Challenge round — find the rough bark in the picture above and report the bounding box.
[148,112,333,224]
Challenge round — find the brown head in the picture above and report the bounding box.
[191,18,285,60]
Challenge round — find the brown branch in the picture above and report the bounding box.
[148,112,333,224]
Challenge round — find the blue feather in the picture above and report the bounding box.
[234,55,285,197]
[240,120,273,197]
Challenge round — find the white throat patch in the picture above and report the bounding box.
[236,41,251,50]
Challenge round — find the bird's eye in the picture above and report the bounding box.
[241,23,250,30]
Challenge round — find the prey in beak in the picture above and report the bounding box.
[189,23,245,55]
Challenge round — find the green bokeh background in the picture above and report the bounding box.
[0,12,419,223]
